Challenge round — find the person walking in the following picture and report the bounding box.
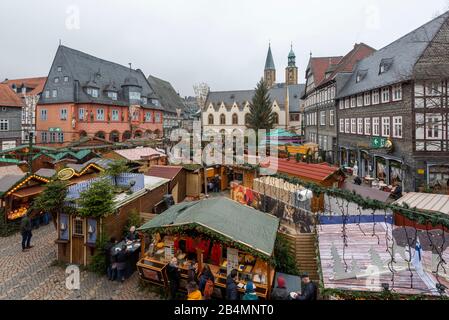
[271,276,289,300]
[226,269,239,300]
[242,281,258,300]
[20,213,33,252]
[167,257,181,300]
[115,245,128,283]
[105,237,118,281]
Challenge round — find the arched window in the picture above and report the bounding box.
[122,131,132,141]
[134,130,143,138]
[232,113,238,125]
[220,114,226,125]
[273,113,279,125]
[245,114,251,125]
[79,130,87,138]
[154,129,162,138]
[109,131,120,143]
[208,114,214,125]
[95,131,106,139]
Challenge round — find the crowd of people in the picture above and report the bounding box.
[166,256,317,301]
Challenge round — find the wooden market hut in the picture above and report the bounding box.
[136,197,280,299]
[56,173,169,266]
[102,147,167,173]
[145,166,186,204]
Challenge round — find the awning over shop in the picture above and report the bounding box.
[394,192,449,215]
[342,182,391,202]
[138,197,280,257]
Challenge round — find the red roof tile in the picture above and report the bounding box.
[265,157,342,183]
[146,165,183,180]
[310,56,342,87]
[0,84,23,107]
[2,77,47,97]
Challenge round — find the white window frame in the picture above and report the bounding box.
[381,87,390,103]
[79,108,85,120]
[60,108,67,120]
[40,109,47,121]
[0,119,9,131]
[52,89,58,98]
[364,118,371,135]
[392,84,402,101]
[393,116,403,138]
[364,92,371,106]
[155,112,161,123]
[111,109,119,121]
[350,97,356,108]
[339,100,344,110]
[145,112,152,122]
[373,117,380,136]
[329,110,335,126]
[351,118,356,134]
[372,90,380,105]
[320,111,326,126]
[382,117,391,137]
[339,119,344,133]
[345,119,350,133]
[357,94,364,107]
[344,98,350,109]
[357,118,363,135]
[96,108,105,121]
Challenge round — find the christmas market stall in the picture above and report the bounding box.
[136,197,280,299]
[56,173,168,266]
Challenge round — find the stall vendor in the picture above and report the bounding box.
[125,226,139,242]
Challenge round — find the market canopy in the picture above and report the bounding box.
[138,197,280,257]
[394,192,449,216]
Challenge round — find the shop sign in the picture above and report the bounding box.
[371,137,388,149]
[49,127,62,132]
[57,168,76,181]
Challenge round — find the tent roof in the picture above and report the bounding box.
[138,197,279,257]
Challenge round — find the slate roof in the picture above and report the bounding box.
[147,75,185,114]
[138,197,280,257]
[264,45,276,70]
[34,168,57,178]
[0,165,24,177]
[0,83,23,107]
[0,174,26,193]
[206,83,305,112]
[337,12,449,98]
[39,45,163,110]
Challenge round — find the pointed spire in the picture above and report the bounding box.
[264,43,276,71]
[288,43,296,67]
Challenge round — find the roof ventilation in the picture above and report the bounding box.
[230,94,235,99]
[356,70,368,83]
[379,58,393,75]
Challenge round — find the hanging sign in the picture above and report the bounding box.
[57,168,75,181]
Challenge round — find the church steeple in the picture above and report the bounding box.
[285,43,298,85]
[264,43,276,87]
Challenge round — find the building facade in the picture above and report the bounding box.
[36,46,164,146]
[302,44,375,163]
[336,12,449,192]
[2,77,47,143]
[0,84,23,151]
[203,45,305,135]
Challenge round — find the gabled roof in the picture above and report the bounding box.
[146,165,183,180]
[2,77,47,97]
[0,83,23,107]
[307,56,343,89]
[318,43,376,88]
[338,11,449,98]
[39,45,163,110]
[0,165,24,178]
[147,75,185,114]
[138,197,280,257]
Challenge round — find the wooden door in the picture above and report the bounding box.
[71,217,85,265]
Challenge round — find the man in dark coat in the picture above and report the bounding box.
[115,245,128,282]
[105,237,117,281]
[271,276,289,300]
[20,213,33,252]
[166,257,181,300]
[226,269,239,300]
[293,273,317,301]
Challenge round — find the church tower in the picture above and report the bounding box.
[264,44,276,87]
[285,44,298,85]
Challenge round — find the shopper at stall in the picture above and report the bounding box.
[125,226,139,242]
[226,269,239,300]
[291,273,317,301]
[271,276,289,300]
[199,264,215,296]
[187,281,203,300]
[391,181,403,200]
[167,257,181,300]
[187,260,199,283]
[105,237,118,281]
[20,212,33,252]
[115,245,129,283]
[242,281,258,300]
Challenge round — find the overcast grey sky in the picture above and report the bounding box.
[1,0,448,96]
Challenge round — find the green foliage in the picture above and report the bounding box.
[103,160,130,185]
[246,79,276,132]
[124,209,143,236]
[33,180,68,215]
[295,153,301,163]
[78,179,115,218]
[274,236,300,276]
[0,209,20,237]
[88,229,109,275]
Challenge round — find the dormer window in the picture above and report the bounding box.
[107,91,117,100]
[57,66,62,72]
[54,77,59,84]
[151,99,160,106]
[142,97,148,105]
[87,87,99,98]
[356,70,368,83]
[129,91,141,101]
[379,58,393,74]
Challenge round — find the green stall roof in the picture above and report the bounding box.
[138,197,279,257]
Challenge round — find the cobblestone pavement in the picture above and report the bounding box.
[0,224,163,300]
